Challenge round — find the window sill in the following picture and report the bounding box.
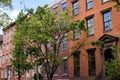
[73,13,79,16]
[87,34,94,37]
[89,74,96,76]
[74,75,80,77]
[103,29,112,33]
[53,74,58,76]
[86,7,93,11]
[73,38,79,41]
[62,48,67,51]
[62,73,67,76]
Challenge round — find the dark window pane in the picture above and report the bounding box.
[62,34,67,50]
[86,0,93,10]
[103,11,112,31]
[73,30,79,40]
[62,60,67,74]
[87,49,96,75]
[74,51,80,76]
[87,17,94,35]
[62,2,67,11]
[53,7,58,14]
[72,1,78,15]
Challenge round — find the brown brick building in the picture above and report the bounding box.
[1,0,120,80]
[66,0,120,80]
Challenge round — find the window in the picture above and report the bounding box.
[72,1,78,15]
[26,71,29,80]
[1,69,4,78]
[86,17,94,36]
[46,43,50,51]
[3,34,6,41]
[10,42,12,49]
[2,56,4,64]
[4,69,7,78]
[62,34,67,50]
[74,51,80,76]
[54,69,58,76]
[6,55,8,64]
[87,48,96,75]
[103,11,111,31]
[10,53,12,58]
[73,30,79,40]
[53,7,58,14]
[102,0,109,3]
[32,68,35,79]
[62,2,67,11]
[62,60,67,74]
[86,0,93,10]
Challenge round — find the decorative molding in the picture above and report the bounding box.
[99,34,119,43]
[61,0,67,4]
[48,0,63,8]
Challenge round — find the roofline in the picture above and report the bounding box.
[3,21,16,31]
[3,13,29,32]
[48,0,66,8]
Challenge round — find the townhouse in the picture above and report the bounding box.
[1,0,120,80]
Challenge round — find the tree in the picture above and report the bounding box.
[11,11,34,80]
[91,41,120,80]
[104,46,120,80]
[12,5,86,80]
[0,0,12,8]
[111,0,120,11]
[0,0,12,27]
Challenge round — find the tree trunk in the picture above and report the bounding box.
[18,71,21,80]
[47,74,53,80]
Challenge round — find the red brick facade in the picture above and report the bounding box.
[1,0,120,80]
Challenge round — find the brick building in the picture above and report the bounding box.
[66,0,120,80]
[1,0,120,80]
[0,35,3,79]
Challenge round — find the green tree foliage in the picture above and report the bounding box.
[0,10,11,27]
[11,11,34,80]
[12,5,86,80]
[0,0,12,8]
[104,46,120,80]
[0,0,12,27]
[111,0,120,11]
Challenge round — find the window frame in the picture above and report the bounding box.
[62,34,67,50]
[53,6,58,14]
[62,2,67,11]
[86,17,94,36]
[73,51,80,76]
[62,59,67,75]
[87,48,96,75]
[86,0,93,10]
[72,1,79,15]
[102,10,112,31]
[6,54,8,64]
[73,30,79,40]
[53,69,58,76]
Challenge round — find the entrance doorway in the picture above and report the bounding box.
[104,48,114,61]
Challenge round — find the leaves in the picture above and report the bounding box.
[0,0,12,9]
[12,5,86,80]
[91,40,104,47]
[104,46,120,80]
[111,0,120,11]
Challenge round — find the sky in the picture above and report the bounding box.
[7,0,55,20]
[0,0,55,34]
